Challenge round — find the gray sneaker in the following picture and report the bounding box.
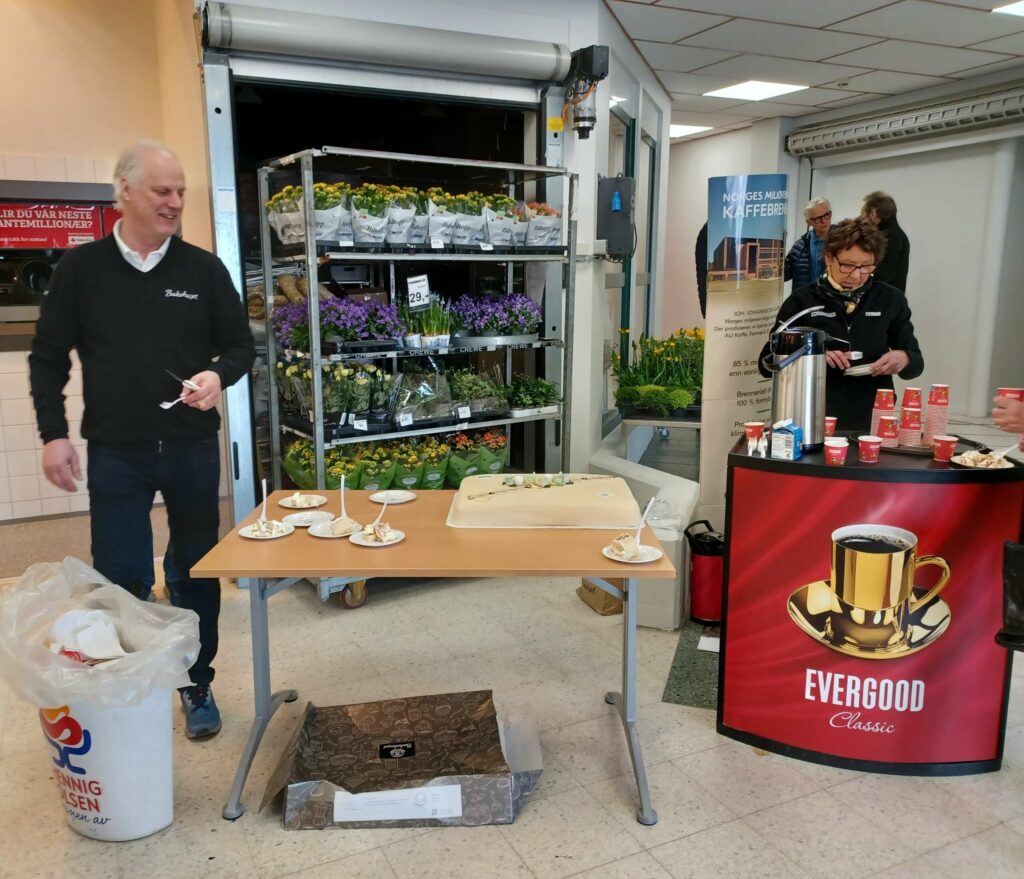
[179,684,222,738]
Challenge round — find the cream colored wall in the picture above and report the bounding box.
[0,0,211,247]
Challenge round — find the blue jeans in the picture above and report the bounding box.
[87,437,221,686]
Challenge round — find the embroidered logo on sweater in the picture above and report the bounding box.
[165,289,198,300]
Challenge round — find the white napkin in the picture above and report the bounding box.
[48,609,128,661]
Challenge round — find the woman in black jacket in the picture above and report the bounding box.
[759,218,924,432]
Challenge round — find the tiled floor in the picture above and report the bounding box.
[1,410,1021,878]
[0,568,1022,879]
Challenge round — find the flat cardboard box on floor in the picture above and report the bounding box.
[262,690,542,829]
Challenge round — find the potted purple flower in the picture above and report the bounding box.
[271,298,406,354]
[450,293,542,345]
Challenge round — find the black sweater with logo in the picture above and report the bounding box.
[30,235,255,443]
[758,277,924,431]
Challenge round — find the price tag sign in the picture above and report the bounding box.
[353,419,368,432]
[456,422,469,430]
[457,406,471,420]
[479,242,494,252]
[398,412,413,427]
[430,237,445,250]
[406,274,431,310]
[337,239,354,248]
[486,345,497,352]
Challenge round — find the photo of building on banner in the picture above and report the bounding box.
[699,174,788,527]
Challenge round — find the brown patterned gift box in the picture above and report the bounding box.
[261,690,542,829]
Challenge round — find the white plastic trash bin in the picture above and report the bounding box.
[39,688,174,841]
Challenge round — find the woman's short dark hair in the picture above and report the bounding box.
[824,218,887,263]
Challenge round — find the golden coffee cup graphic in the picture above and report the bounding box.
[788,524,953,659]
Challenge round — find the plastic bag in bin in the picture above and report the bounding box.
[0,558,200,708]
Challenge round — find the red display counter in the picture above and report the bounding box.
[718,442,1024,775]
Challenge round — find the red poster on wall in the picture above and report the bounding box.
[101,206,122,236]
[721,466,1023,770]
[0,203,103,249]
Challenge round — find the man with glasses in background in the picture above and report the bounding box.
[784,197,832,290]
[760,218,923,431]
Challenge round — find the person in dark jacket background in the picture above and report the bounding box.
[862,190,910,292]
[784,197,832,290]
[695,222,708,318]
[759,218,923,432]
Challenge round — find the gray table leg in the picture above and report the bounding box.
[222,577,298,820]
[604,576,658,825]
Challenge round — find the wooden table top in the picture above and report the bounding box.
[191,490,677,580]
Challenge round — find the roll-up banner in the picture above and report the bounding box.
[699,175,788,526]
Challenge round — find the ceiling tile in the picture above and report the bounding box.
[690,53,866,86]
[670,109,760,126]
[655,70,743,94]
[825,0,1024,47]
[635,41,739,72]
[730,101,819,117]
[680,19,881,62]
[608,1,727,42]
[826,39,1012,76]
[816,92,889,108]
[655,0,893,28]
[946,58,1024,78]
[760,86,869,106]
[937,1,1010,8]
[842,69,952,93]
[670,93,751,112]
[968,32,1024,54]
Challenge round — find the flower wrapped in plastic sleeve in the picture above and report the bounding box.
[0,558,199,709]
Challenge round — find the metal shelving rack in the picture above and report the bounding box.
[256,147,577,601]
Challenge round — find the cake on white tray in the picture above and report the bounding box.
[446,473,642,529]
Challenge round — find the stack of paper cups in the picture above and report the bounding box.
[923,384,949,446]
[901,387,923,409]
[899,406,922,447]
[878,414,899,448]
[870,388,896,438]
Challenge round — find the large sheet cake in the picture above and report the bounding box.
[446,474,642,529]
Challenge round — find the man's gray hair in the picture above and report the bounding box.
[112,140,179,210]
[803,197,831,221]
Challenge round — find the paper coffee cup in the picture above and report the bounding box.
[858,435,882,463]
[873,389,896,410]
[933,435,957,462]
[901,388,922,409]
[743,421,765,440]
[996,388,1023,401]
[824,438,849,466]
[824,416,837,438]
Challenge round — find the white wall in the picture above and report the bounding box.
[991,140,1024,394]
[813,139,1020,416]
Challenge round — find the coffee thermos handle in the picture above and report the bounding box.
[684,520,715,540]
[909,555,951,613]
[763,348,808,372]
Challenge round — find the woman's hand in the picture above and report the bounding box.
[826,350,852,370]
[870,350,910,376]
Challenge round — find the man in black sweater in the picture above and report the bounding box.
[861,191,910,292]
[29,141,255,739]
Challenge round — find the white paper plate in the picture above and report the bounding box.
[350,529,406,547]
[309,519,362,539]
[283,511,335,528]
[843,363,876,377]
[239,521,295,540]
[279,494,328,509]
[369,490,416,504]
[602,544,663,564]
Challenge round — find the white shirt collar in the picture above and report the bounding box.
[113,219,172,273]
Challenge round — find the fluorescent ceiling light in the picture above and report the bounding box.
[670,124,712,138]
[993,1,1024,15]
[609,95,626,107]
[704,80,807,101]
